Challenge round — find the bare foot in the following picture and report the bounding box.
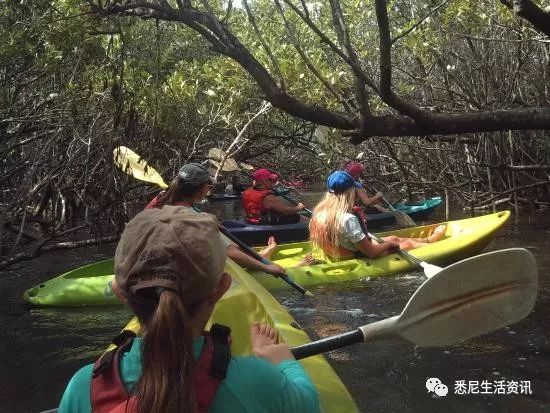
[259,236,277,259]
[428,224,447,243]
[251,322,294,364]
[296,253,323,267]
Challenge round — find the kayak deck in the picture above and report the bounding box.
[117,259,359,412]
[251,211,511,290]
[23,260,118,307]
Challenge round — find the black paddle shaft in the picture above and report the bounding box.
[277,193,313,217]
[219,225,265,262]
[218,226,311,296]
[291,329,364,360]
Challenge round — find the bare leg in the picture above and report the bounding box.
[427,224,447,243]
[259,236,277,260]
[382,224,447,251]
[251,322,294,364]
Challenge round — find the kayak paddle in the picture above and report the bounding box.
[217,226,313,296]
[360,180,416,227]
[275,192,313,217]
[351,207,443,278]
[113,146,168,189]
[291,247,537,359]
[113,146,313,296]
[367,231,443,278]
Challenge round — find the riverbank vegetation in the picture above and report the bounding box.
[1,0,549,267]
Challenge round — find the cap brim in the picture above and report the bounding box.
[354,181,363,189]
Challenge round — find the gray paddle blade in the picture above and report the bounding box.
[393,209,416,227]
[397,248,538,346]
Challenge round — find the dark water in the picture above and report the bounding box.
[1,195,549,412]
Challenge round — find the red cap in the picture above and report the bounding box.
[251,168,278,181]
[344,161,365,179]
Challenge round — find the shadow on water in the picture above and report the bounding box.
[1,196,550,412]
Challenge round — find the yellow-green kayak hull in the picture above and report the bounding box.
[252,211,510,290]
[119,259,359,413]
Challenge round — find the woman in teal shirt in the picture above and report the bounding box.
[58,206,319,413]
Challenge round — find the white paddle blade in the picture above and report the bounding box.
[113,146,168,189]
[397,248,538,346]
[420,261,443,278]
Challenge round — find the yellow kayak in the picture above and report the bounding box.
[118,258,359,413]
[251,211,511,290]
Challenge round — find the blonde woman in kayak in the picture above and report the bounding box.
[310,171,446,259]
[58,207,320,413]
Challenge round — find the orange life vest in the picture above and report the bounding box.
[323,208,370,259]
[90,324,231,413]
[241,188,272,224]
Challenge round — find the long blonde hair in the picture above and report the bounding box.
[309,188,356,257]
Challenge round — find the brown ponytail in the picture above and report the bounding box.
[133,290,197,413]
[155,178,205,207]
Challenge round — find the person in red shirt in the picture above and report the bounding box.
[147,163,285,276]
[343,160,387,212]
[242,168,306,225]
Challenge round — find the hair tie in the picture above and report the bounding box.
[155,286,178,297]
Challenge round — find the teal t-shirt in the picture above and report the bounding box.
[58,337,320,413]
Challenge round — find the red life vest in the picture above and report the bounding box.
[145,192,191,209]
[90,324,231,413]
[241,188,272,224]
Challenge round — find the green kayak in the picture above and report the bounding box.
[252,211,510,290]
[23,211,509,307]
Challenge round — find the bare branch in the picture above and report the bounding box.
[375,0,431,121]
[328,0,371,119]
[500,0,550,37]
[242,0,286,90]
[348,107,550,141]
[392,0,452,44]
[272,0,353,111]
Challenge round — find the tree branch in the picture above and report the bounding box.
[242,0,286,90]
[94,0,360,130]
[273,0,353,111]
[328,0,372,119]
[500,0,550,37]
[281,0,379,92]
[375,0,432,121]
[348,107,550,141]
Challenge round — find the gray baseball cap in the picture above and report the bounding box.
[177,163,212,184]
